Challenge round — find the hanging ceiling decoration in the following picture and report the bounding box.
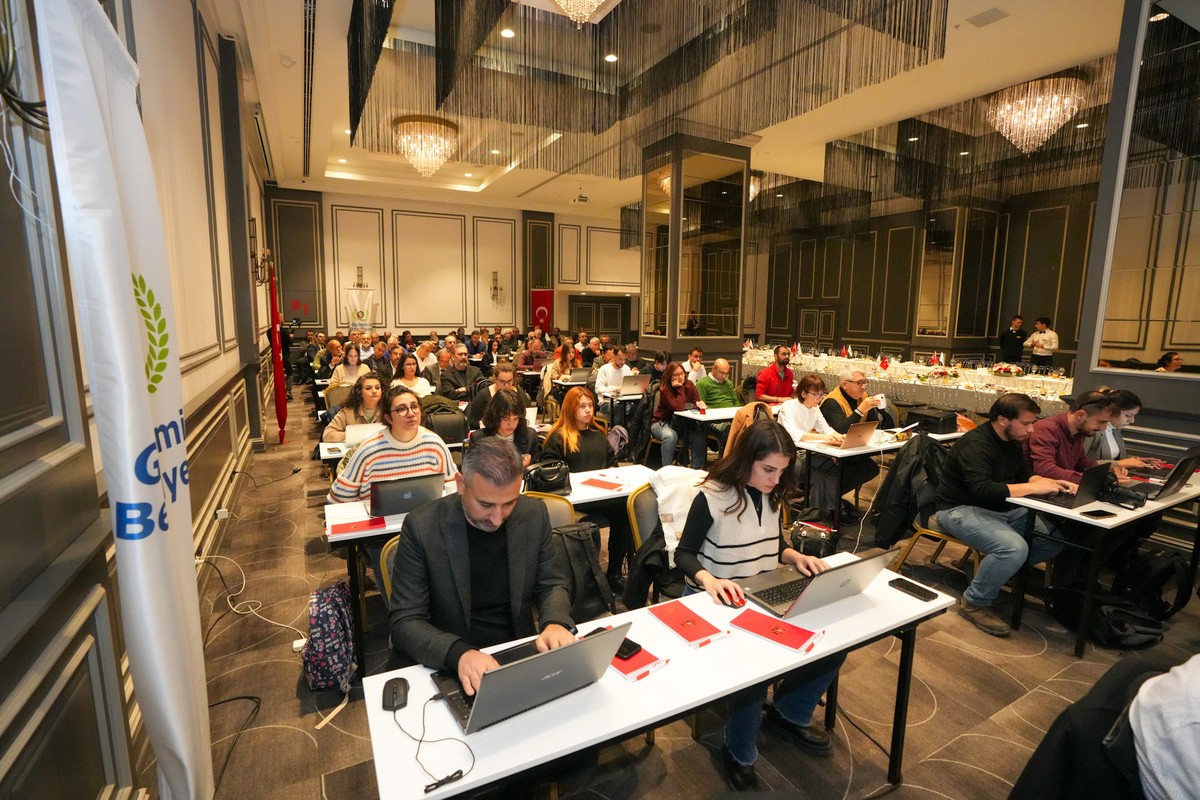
[392,115,459,177]
[748,172,762,203]
[985,76,1086,154]
[552,0,603,27]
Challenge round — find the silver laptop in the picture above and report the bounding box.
[740,548,898,618]
[431,622,631,733]
[568,367,591,382]
[343,422,384,446]
[616,373,651,397]
[833,420,879,449]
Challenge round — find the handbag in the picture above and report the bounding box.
[524,459,571,495]
[789,519,838,558]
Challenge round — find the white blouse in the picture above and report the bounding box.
[392,376,434,398]
[776,398,833,446]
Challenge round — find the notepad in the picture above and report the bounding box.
[582,477,623,491]
[730,608,823,653]
[328,517,386,537]
[609,647,667,681]
[648,600,726,647]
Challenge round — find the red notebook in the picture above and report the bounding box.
[609,647,667,681]
[648,600,726,647]
[730,608,823,653]
[581,477,623,491]
[328,517,387,537]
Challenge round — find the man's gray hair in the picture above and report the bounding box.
[462,437,524,486]
[838,368,862,383]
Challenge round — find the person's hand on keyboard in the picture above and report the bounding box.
[784,551,831,577]
[458,649,501,696]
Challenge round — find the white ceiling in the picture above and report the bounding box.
[211,0,1126,216]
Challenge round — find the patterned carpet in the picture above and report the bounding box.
[139,395,1200,799]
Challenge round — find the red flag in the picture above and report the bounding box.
[530,290,553,330]
[840,344,848,358]
[880,355,890,371]
[268,268,288,443]
[929,352,939,365]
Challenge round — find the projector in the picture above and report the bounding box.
[571,194,590,205]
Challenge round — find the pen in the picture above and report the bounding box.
[803,630,826,654]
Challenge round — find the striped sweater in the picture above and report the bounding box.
[690,483,782,584]
[327,427,456,504]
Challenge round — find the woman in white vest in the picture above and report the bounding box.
[675,418,846,791]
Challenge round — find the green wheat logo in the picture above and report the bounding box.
[132,274,169,394]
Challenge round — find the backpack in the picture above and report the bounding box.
[1113,549,1191,621]
[301,581,356,693]
[1044,587,1164,648]
[607,425,630,461]
[551,522,616,622]
[420,393,459,415]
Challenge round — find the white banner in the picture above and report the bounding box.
[345,286,375,330]
[33,0,214,797]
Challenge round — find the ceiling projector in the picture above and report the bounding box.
[571,193,590,205]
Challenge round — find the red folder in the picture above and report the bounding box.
[648,600,726,647]
[581,477,623,491]
[328,517,387,537]
[730,608,820,652]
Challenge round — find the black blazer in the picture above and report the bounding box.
[389,494,573,669]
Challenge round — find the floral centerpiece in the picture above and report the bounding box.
[929,367,960,379]
[990,363,1024,376]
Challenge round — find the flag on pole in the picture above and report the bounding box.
[269,271,288,443]
[33,0,214,797]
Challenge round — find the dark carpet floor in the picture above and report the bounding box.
[139,394,1200,799]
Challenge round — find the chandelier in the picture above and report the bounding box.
[985,76,1085,154]
[552,0,603,27]
[748,173,761,203]
[658,171,672,197]
[392,115,458,177]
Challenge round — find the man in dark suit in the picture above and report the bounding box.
[997,314,1027,363]
[441,343,484,400]
[389,438,576,695]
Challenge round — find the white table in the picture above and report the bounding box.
[1008,477,1200,656]
[565,465,655,506]
[365,551,952,798]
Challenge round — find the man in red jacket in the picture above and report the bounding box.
[755,345,794,403]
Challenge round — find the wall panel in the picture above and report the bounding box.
[330,206,385,328]
[473,218,516,327]
[393,211,467,328]
[557,224,581,285]
[882,227,915,336]
[586,227,638,286]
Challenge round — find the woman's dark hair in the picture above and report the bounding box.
[654,350,670,365]
[795,373,826,398]
[343,345,360,365]
[396,351,419,378]
[345,371,383,412]
[489,337,501,352]
[382,385,421,426]
[482,388,529,437]
[660,361,685,388]
[1098,387,1142,411]
[703,418,797,519]
[1156,351,1179,369]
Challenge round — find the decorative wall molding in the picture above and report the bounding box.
[392,210,467,328]
[472,217,517,328]
[331,205,385,328]
[585,227,638,287]
[557,224,581,285]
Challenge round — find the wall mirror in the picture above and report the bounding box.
[916,207,956,337]
[676,151,744,337]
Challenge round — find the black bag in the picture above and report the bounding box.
[789,519,838,558]
[524,459,571,495]
[424,409,468,446]
[1044,587,1163,648]
[551,522,616,622]
[1113,550,1191,621]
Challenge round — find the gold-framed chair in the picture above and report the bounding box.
[889,513,980,575]
[379,533,402,610]
[324,383,351,410]
[523,491,578,528]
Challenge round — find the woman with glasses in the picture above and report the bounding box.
[322,372,385,443]
[472,388,539,466]
[776,374,844,447]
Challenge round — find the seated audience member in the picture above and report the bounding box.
[392,352,433,397]
[1010,652,1197,800]
[441,343,484,400]
[375,344,403,386]
[817,369,883,518]
[389,437,575,694]
[594,346,633,416]
[652,361,707,469]
[777,374,858,511]
[415,340,437,372]
[472,388,539,466]
[649,350,669,383]
[573,329,588,353]
[478,336,502,373]
[684,346,707,383]
[466,329,487,357]
[421,348,451,390]
[465,361,531,429]
[322,372,384,443]
[328,341,369,388]
[1154,351,1183,373]
[676,419,845,789]
[583,337,604,368]
[1084,388,1154,468]
[366,341,388,372]
[588,343,615,386]
[755,345,794,403]
[935,393,1072,636]
[696,358,738,452]
[541,387,633,590]
[516,336,545,369]
[625,342,647,373]
[315,339,343,380]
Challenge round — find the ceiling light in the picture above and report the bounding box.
[552,0,603,27]
[337,158,347,164]
[748,174,761,203]
[958,151,970,156]
[775,192,783,198]
[344,129,351,135]
[500,28,515,38]
[604,54,618,63]
[490,148,501,155]
[1149,12,1169,22]
[907,136,919,142]
[1076,122,1089,128]
[658,171,672,197]
[464,172,473,177]
[392,115,458,177]
[986,76,1085,153]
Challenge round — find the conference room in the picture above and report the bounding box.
[3,0,1199,799]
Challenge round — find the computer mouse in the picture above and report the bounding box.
[719,591,745,608]
[382,677,409,711]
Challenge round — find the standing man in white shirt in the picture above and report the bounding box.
[1024,316,1058,367]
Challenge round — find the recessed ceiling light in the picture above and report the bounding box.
[344,129,351,135]
[337,158,347,164]
[959,151,969,156]
[464,172,473,177]
[490,148,501,155]
[1149,12,1169,21]
[907,136,919,142]
[1076,122,1089,128]
[775,193,783,198]
[604,53,618,63]
[500,28,515,38]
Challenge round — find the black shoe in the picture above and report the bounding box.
[721,746,758,791]
[764,705,833,757]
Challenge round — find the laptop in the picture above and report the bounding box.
[343,422,385,446]
[740,548,898,619]
[368,473,445,517]
[832,420,879,449]
[568,367,591,382]
[1039,463,1109,509]
[1122,446,1200,501]
[615,373,651,398]
[431,622,632,734]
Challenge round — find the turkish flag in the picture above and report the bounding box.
[530,290,553,329]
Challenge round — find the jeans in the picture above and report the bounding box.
[682,585,843,765]
[937,504,1064,607]
[652,418,706,468]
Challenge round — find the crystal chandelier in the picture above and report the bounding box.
[392,115,458,177]
[658,171,672,197]
[985,76,1085,154]
[552,0,603,27]
[748,173,761,202]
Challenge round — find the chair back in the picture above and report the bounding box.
[325,384,351,409]
[379,533,402,609]
[625,484,660,552]
[524,491,577,529]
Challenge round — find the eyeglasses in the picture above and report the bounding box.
[390,403,421,415]
[845,379,868,387]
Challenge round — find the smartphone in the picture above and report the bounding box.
[1082,508,1117,519]
[615,638,643,660]
[888,577,937,602]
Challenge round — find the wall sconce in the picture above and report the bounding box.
[490,270,503,304]
[249,217,271,285]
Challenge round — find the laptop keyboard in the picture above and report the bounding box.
[752,575,813,607]
[1041,492,1079,508]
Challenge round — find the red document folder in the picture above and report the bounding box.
[328,517,386,537]
[730,608,821,652]
[648,600,726,647]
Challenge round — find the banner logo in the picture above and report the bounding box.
[133,273,170,394]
